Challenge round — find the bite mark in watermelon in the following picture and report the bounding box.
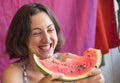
[33,48,102,81]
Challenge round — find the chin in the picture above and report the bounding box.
[40,54,53,60]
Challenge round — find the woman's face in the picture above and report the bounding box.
[29,12,58,59]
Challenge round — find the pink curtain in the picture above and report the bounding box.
[0,0,119,82]
[0,0,98,81]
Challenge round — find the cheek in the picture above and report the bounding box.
[54,36,58,49]
[52,33,58,44]
[31,37,41,44]
[28,37,40,48]
[28,38,40,53]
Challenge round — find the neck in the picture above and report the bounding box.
[25,55,40,72]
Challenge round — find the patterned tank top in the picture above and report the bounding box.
[22,54,75,83]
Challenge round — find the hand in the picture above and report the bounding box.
[76,69,105,83]
[38,73,64,83]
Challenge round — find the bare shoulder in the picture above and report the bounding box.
[56,52,79,62]
[2,61,23,83]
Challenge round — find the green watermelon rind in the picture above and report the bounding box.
[33,49,102,81]
[95,50,102,68]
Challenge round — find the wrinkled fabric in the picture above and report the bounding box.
[95,0,120,54]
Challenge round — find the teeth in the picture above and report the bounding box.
[40,45,50,50]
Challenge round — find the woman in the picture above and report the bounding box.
[2,3,104,83]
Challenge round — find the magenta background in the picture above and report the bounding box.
[0,0,98,82]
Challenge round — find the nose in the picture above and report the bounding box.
[42,32,51,43]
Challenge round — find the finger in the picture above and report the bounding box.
[40,74,55,83]
[39,74,53,82]
[88,68,101,76]
[40,73,64,83]
[51,73,64,79]
[42,73,64,81]
[100,74,105,82]
[88,73,104,81]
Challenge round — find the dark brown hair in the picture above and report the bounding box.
[5,3,64,59]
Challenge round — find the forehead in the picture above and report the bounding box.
[30,12,54,29]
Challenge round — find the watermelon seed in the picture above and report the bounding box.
[79,64,86,69]
[78,65,82,68]
[70,70,73,73]
[88,62,92,66]
[63,64,67,66]
[83,64,87,68]
[95,65,98,68]
[70,66,73,68]
[77,68,81,72]
[87,55,91,57]
[76,64,87,72]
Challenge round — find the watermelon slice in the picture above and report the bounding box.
[33,48,102,81]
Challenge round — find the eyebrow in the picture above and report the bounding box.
[47,24,53,28]
[32,24,53,31]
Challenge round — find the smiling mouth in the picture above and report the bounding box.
[39,43,52,52]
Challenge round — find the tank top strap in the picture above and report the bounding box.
[22,59,28,83]
[53,54,59,60]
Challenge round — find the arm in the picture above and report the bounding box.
[2,64,23,83]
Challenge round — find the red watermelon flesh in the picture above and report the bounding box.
[33,48,102,81]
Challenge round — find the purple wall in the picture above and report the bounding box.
[0,0,98,82]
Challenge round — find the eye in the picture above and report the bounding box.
[32,31,41,36]
[33,32,41,35]
[48,28,55,32]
